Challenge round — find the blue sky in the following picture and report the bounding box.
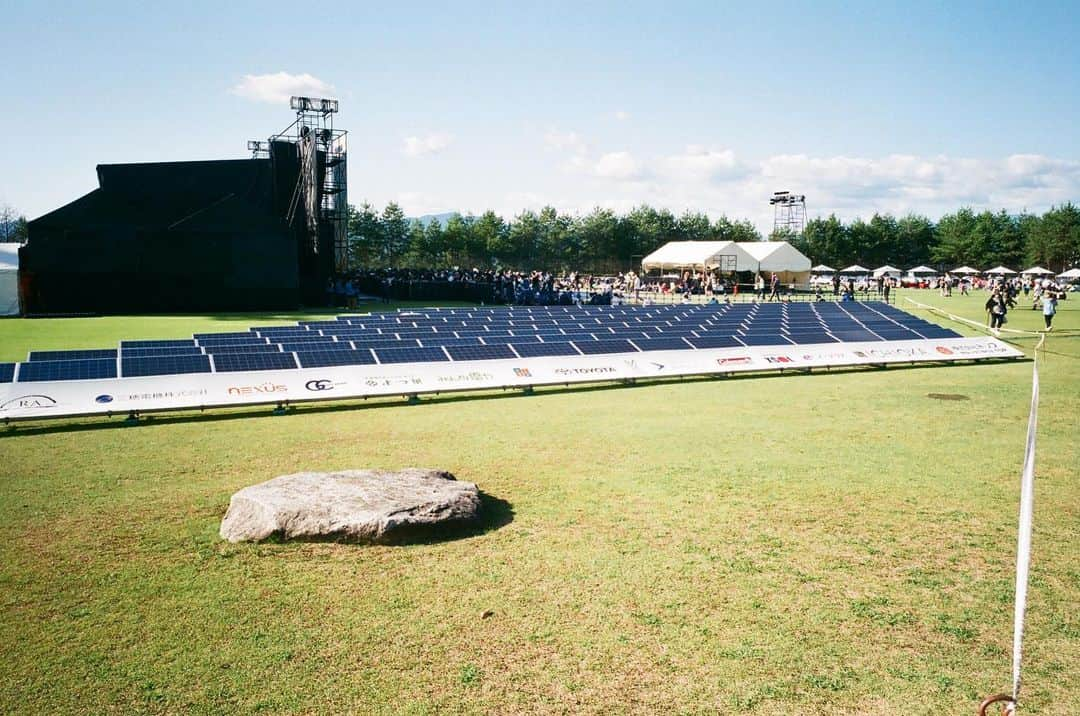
[3,1,1078,233]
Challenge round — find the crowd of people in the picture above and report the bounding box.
[979,276,1065,332]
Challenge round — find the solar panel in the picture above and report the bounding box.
[445,344,516,361]
[738,334,793,346]
[295,349,377,368]
[0,363,15,383]
[373,346,449,364]
[197,337,269,347]
[194,332,258,340]
[687,335,743,349]
[212,352,298,372]
[510,342,582,357]
[122,354,212,377]
[120,339,197,349]
[18,358,117,382]
[786,334,839,344]
[277,341,342,353]
[352,338,420,349]
[632,336,694,351]
[121,346,206,357]
[573,339,640,355]
[829,330,883,342]
[418,337,483,347]
[27,349,117,362]
[203,343,284,354]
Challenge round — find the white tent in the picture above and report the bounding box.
[736,241,812,284]
[811,264,835,273]
[0,244,19,316]
[908,265,938,274]
[840,264,868,274]
[640,241,757,272]
[872,265,901,277]
[951,265,981,275]
[1021,266,1054,275]
[985,266,1016,275]
[1057,267,1080,280]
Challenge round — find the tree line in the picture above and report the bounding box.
[348,203,759,274]
[0,205,29,243]
[790,204,1079,272]
[349,201,1079,274]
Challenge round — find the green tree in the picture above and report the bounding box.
[894,214,935,268]
[380,202,409,265]
[1026,203,1080,271]
[932,208,978,267]
[471,211,507,267]
[713,215,761,243]
[797,214,849,267]
[347,202,383,267]
[674,211,712,242]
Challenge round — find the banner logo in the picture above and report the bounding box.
[305,379,342,392]
[228,383,287,396]
[513,367,532,377]
[0,395,57,411]
[95,395,114,404]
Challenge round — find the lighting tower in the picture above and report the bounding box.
[770,191,806,237]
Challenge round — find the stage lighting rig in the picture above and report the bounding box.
[290,96,339,115]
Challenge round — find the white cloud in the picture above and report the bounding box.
[614,110,630,121]
[230,72,335,105]
[402,133,454,158]
[662,145,745,182]
[592,151,646,181]
[544,130,587,155]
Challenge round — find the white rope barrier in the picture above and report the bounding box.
[901,297,1049,714]
[1007,331,1044,714]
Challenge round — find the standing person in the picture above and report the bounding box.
[883,279,891,303]
[768,273,780,301]
[832,273,841,296]
[985,289,1007,332]
[754,273,765,300]
[1042,292,1058,331]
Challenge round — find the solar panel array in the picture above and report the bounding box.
[7,302,963,382]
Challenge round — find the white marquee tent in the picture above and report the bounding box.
[872,265,902,278]
[1021,266,1054,275]
[640,241,757,272]
[985,266,1017,275]
[0,244,20,316]
[1058,267,1080,280]
[908,265,938,275]
[640,240,811,283]
[840,264,869,274]
[811,264,835,273]
[737,241,812,283]
[951,266,981,275]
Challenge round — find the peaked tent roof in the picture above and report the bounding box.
[873,265,902,276]
[908,265,938,274]
[1021,266,1054,275]
[951,265,980,274]
[811,264,835,272]
[985,266,1017,274]
[640,241,757,271]
[1058,267,1080,279]
[737,241,811,273]
[840,264,868,273]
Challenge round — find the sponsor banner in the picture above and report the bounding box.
[0,337,1023,420]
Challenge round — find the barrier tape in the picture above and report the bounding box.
[903,297,1078,339]
[901,297,1050,713]
[1007,331,1044,713]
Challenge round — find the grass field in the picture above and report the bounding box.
[1,291,1077,714]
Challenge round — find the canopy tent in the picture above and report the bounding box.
[0,244,19,316]
[640,240,811,284]
[640,241,757,272]
[908,265,938,274]
[811,264,835,273]
[872,265,901,277]
[1021,266,1054,275]
[985,266,1017,275]
[736,241,812,285]
[1057,267,1080,280]
[840,264,868,274]
[951,265,981,275]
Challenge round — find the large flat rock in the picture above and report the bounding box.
[219,468,481,543]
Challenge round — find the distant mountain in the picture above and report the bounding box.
[409,212,459,227]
